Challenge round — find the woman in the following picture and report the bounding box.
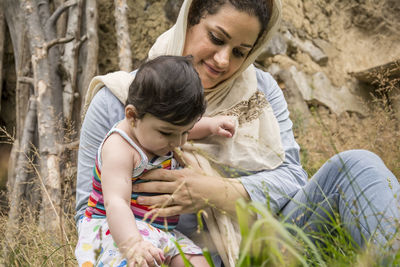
[76,0,400,266]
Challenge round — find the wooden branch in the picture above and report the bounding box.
[76,34,88,49]
[350,59,400,84]
[45,36,75,51]
[57,140,79,153]
[18,76,35,85]
[114,0,132,71]
[46,0,78,30]
[6,96,37,241]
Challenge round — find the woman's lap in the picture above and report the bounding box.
[281,149,400,248]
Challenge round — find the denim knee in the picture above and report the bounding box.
[331,149,398,189]
[333,149,381,167]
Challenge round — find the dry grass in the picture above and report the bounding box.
[0,208,78,266]
[295,103,400,178]
[295,68,400,179]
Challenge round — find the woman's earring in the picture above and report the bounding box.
[131,121,135,128]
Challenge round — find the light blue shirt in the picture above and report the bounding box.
[75,68,308,226]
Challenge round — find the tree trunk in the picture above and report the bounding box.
[76,0,98,127]
[4,0,32,190]
[5,96,37,241]
[21,0,65,234]
[62,0,83,122]
[114,0,132,71]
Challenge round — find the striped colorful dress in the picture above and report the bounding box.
[84,126,180,230]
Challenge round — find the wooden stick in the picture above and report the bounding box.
[18,76,35,85]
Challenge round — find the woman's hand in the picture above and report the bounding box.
[134,153,250,217]
[134,168,210,216]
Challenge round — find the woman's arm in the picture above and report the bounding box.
[75,87,125,224]
[133,69,308,216]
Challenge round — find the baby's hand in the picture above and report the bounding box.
[210,116,236,138]
[123,239,164,267]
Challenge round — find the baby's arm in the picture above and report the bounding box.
[101,133,164,266]
[188,115,236,140]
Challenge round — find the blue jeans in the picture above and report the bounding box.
[281,149,400,249]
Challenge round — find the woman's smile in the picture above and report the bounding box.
[203,60,224,77]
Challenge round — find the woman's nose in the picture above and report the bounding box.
[214,47,230,69]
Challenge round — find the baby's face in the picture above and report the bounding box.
[132,114,196,157]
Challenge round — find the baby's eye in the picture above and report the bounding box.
[159,131,172,136]
[209,32,224,45]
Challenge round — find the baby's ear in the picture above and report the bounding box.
[125,104,138,120]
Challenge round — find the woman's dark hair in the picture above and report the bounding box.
[188,0,273,41]
[126,55,206,126]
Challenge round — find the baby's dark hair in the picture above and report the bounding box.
[188,0,273,42]
[126,55,206,126]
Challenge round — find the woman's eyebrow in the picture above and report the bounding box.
[216,26,253,48]
[217,26,231,39]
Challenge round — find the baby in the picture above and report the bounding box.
[75,55,235,267]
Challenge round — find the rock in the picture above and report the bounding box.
[310,72,368,115]
[265,63,282,77]
[270,55,300,70]
[279,66,368,116]
[257,33,288,61]
[275,68,312,123]
[282,30,328,66]
[297,39,328,66]
[313,38,338,59]
[286,66,313,101]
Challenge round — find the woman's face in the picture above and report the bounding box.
[183,3,261,89]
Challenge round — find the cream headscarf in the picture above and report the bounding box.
[83,0,283,266]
